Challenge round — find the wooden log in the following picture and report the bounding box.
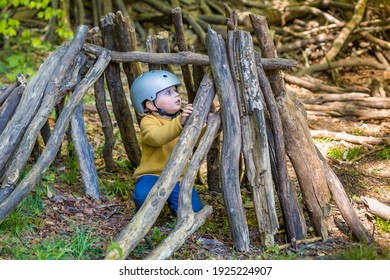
[70,104,101,201]
[0,45,67,175]
[310,130,386,146]
[101,13,141,167]
[83,43,298,69]
[206,26,250,252]
[251,14,331,241]
[114,11,143,89]
[146,111,221,260]
[0,83,16,107]
[228,30,278,247]
[300,93,370,104]
[146,35,160,71]
[317,151,372,242]
[0,48,87,202]
[362,196,390,221]
[0,77,26,135]
[0,50,111,224]
[172,7,196,103]
[94,73,115,172]
[156,31,175,73]
[105,73,215,260]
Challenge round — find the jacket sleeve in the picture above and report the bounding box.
[140,115,183,147]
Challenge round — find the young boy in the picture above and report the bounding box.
[129,70,203,215]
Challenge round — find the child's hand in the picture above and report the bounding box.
[179,104,193,126]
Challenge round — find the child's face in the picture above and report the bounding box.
[154,86,181,114]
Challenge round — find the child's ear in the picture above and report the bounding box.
[145,100,156,111]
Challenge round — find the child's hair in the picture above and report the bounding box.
[130,70,181,115]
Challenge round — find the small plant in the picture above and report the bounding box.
[346,147,362,161]
[380,145,390,160]
[327,147,344,160]
[375,217,390,233]
[151,227,166,244]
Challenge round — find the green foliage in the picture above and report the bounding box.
[374,216,390,233]
[151,226,166,244]
[380,145,390,160]
[346,147,362,161]
[327,147,344,160]
[0,0,73,83]
[107,242,124,259]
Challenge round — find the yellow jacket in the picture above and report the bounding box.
[133,114,184,178]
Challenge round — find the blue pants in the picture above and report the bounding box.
[132,175,203,215]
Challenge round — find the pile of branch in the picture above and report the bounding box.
[0,26,110,222]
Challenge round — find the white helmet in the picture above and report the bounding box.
[130,70,181,115]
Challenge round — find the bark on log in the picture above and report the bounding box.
[94,74,115,172]
[317,151,372,242]
[0,83,17,107]
[0,77,26,135]
[0,45,67,175]
[145,112,221,260]
[70,104,101,201]
[0,50,111,224]
[83,43,298,69]
[101,13,141,167]
[251,14,331,241]
[362,196,390,221]
[310,130,386,146]
[206,26,250,252]
[114,11,143,89]
[228,30,278,247]
[105,73,215,260]
[172,7,196,103]
[256,53,307,242]
[0,46,87,202]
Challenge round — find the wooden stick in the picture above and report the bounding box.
[83,43,298,69]
[206,26,250,252]
[70,104,101,201]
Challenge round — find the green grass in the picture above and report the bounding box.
[380,145,390,160]
[340,243,390,260]
[327,147,344,160]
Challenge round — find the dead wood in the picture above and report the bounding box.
[0,83,17,107]
[320,0,368,63]
[70,104,101,201]
[172,7,196,103]
[0,45,88,203]
[228,30,278,247]
[0,75,26,135]
[93,73,115,172]
[83,43,298,69]
[105,73,215,260]
[297,56,386,76]
[145,112,221,260]
[361,196,390,221]
[114,11,143,89]
[251,14,331,241]
[0,50,111,224]
[0,45,67,176]
[300,93,370,104]
[360,31,390,50]
[310,130,387,146]
[277,33,335,54]
[101,13,141,167]
[317,150,372,243]
[206,26,250,252]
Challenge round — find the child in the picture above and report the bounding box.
[129,70,203,215]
